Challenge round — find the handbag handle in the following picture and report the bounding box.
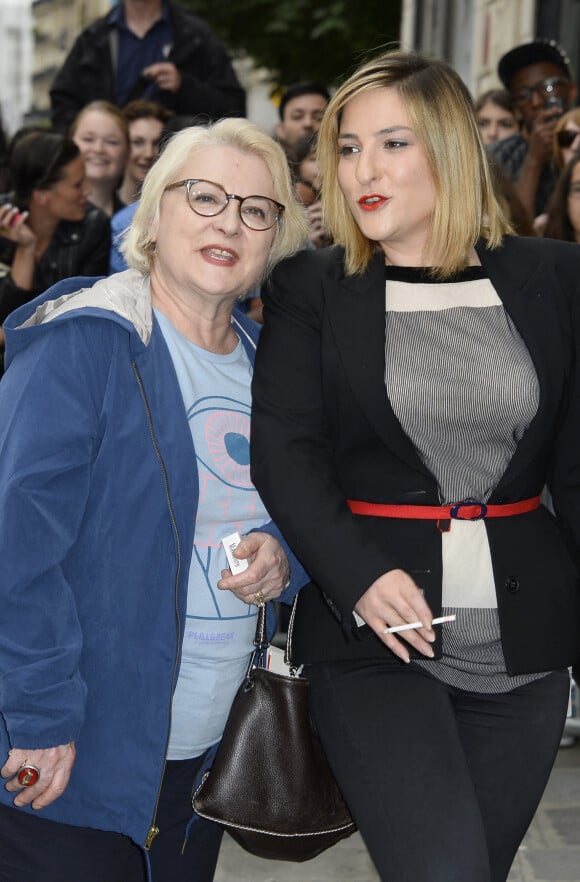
[244,596,300,686]
[243,602,268,685]
[253,602,268,662]
[284,594,299,669]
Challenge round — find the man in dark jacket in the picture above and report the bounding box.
[50,0,245,131]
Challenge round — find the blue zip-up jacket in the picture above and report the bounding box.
[0,270,307,847]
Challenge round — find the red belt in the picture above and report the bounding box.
[347,495,541,521]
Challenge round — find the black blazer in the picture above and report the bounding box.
[251,236,580,674]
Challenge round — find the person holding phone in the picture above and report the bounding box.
[0,130,111,374]
[489,39,577,218]
[251,49,580,882]
[49,0,246,131]
[552,108,580,172]
[532,108,580,235]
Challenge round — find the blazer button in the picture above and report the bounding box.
[505,577,520,594]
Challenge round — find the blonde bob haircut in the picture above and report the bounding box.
[318,49,511,278]
[123,118,307,275]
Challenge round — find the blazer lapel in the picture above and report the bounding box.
[323,252,430,475]
[321,240,566,493]
[477,240,568,493]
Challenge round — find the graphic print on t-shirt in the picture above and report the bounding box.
[186,393,265,623]
[155,310,272,757]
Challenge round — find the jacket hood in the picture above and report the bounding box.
[3,269,152,369]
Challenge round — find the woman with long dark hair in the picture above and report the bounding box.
[543,151,580,242]
[0,130,110,324]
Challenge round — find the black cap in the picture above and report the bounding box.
[498,39,573,89]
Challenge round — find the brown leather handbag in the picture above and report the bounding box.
[192,601,356,862]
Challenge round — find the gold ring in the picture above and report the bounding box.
[254,590,265,606]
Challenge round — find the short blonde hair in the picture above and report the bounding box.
[123,118,307,274]
[318,49,511,277]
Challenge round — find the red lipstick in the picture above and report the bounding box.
[358,194,389,212]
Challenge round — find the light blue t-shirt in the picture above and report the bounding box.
[155,309,270,759]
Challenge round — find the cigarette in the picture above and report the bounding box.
[383,614,456,635]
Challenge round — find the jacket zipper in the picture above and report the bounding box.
[133,362,182,851]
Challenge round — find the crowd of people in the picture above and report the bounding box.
[0,6,580,882]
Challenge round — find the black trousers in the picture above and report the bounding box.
[306,660,570,882]
[0,753,223,882]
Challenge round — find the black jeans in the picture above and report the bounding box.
[0,753,223,882]
[306,660,570,882]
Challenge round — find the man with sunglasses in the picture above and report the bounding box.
[489,39,577,219]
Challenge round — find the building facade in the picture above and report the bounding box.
[0,0,33,136]
[29,0,110,124]
[400,0,580,100]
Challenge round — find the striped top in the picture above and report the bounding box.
[384,265,547,692]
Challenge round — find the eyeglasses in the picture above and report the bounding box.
[511,76,569,106]
[164,179,285,231]
[557,129,580,148]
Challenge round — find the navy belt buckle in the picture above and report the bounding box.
[450,501,488,520]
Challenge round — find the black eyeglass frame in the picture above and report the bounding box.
[511,76,569,106]
[164,178,285,231]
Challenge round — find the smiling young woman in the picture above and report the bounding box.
[251,48,580,882]
[117,100,174,206]
[70,101,129,217]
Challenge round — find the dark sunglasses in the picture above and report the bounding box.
[557,129,580,148]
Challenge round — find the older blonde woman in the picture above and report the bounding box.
[251,49,580,882]
[0,119,307,882]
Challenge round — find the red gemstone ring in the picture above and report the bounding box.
[17,763,40,787]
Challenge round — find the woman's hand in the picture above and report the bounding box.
[217,532,290,605]
[306,201,332,248]
[1,742,76,810]
[527,106,562,165]
[355,569,436,662]
[0,203,36,249]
